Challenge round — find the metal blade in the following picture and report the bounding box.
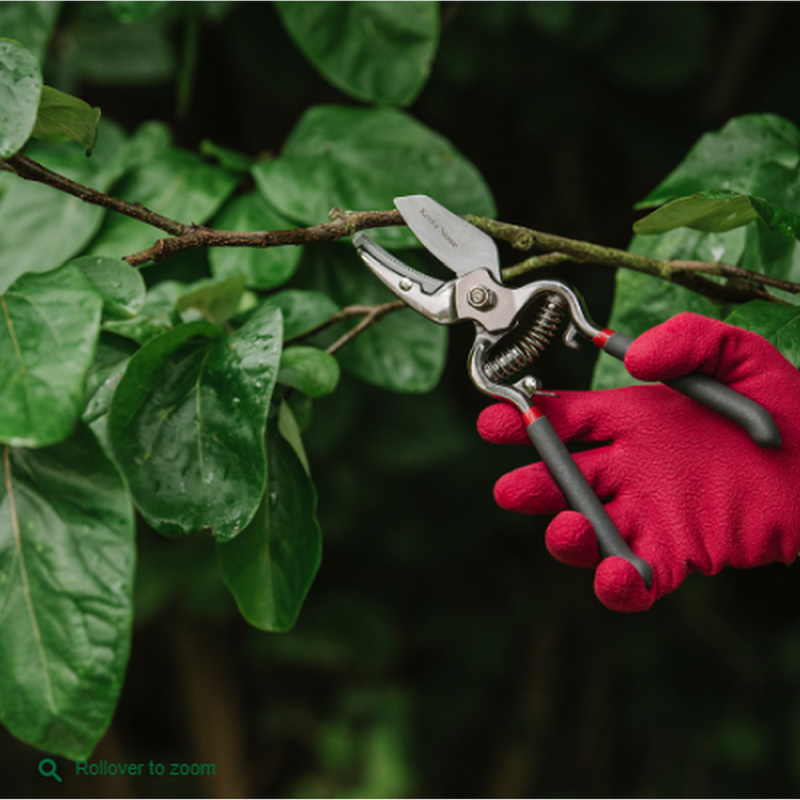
[353,233,444,295]
[395,194,501,281]
[353,233,456,325]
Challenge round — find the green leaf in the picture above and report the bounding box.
[279,346,341,399]
[275,1,439,106]
[634,189,800,241]
[102,280,184,344]
[107,0,169,24]
[724,300,800,368]
[591,229,740,390]
[209,193,303,289]
[176,275,248,326]
[0,121,129,292]
[82,333,138,456]
[636,114,800,209]
[0,265,103,448]
[31,85,101,150]
[71,255,146,320]
[253,104,495,249]
[305,244,447,393]
[268,289,340,340]
[56,5,175,85]
[200,139,254,173]
[86,146,239,259]
[0,423,135,759]
[0,38,42,158]
[124,119,173,167]
[748,196,800,241]
[633,190,759,234]
[0,2,61,64]
[108,304,283,541]
[217,421,321,632]
[277,399,310,473]
[627,116,800,315]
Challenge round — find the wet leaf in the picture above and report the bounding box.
[108,304,283,541]
[636,114,800,209]
[71,255,146,321]
[253,104,495,249]
[209,192,303,289]
[279,346,341,398]
[0,38,41,158]
[268,289,340,340]
[82,333,138,456]
[0,121,129,292]
[0,265,103,447]
[86,146,239,259]
[724,300,800,368]
[749,196,800,240]
[0,423,135,759]
[217,416,321,632]
[590,230,737,390]
[102,280,184,344]
[176,275,248,326]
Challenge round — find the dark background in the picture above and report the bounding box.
[5,2,800,797]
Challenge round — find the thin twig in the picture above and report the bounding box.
[324,301,406,356]
[502,252,573,280]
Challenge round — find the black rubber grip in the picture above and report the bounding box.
[603,332,781,449]
[526,413,653,588]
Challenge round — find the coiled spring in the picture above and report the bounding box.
[483,293,567,383]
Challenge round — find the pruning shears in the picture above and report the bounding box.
[353,195,780,588]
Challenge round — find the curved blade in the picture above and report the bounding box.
[395,194,501,281]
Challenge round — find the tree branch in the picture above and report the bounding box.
[5,153,189,236]
[121,208,404,267]
[468,215,799,304]
[6,153,797,305]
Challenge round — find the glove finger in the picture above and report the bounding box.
[594,556,656,612]
[477,403,529,445]
[544,510,600,568]
[478,391,629,447]
[493,447,617,514]
[624,312,782,387]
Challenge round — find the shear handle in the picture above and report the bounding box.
[524,406,654,588]
[598,331,781,449]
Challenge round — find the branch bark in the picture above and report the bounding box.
[467,215,799,304]
[121,208,404,267]
[6,152,798,305]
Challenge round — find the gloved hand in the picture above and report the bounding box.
[477,313,800,612]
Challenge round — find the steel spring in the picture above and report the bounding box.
[483,294,567,382]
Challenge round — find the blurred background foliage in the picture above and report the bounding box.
[5,1,800,797]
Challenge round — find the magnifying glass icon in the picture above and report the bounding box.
[38,758,62,782]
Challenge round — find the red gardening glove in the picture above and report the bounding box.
[477,313,800,612]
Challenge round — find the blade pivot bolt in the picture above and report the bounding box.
[468,285,496,310]
[399,278,414,291]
